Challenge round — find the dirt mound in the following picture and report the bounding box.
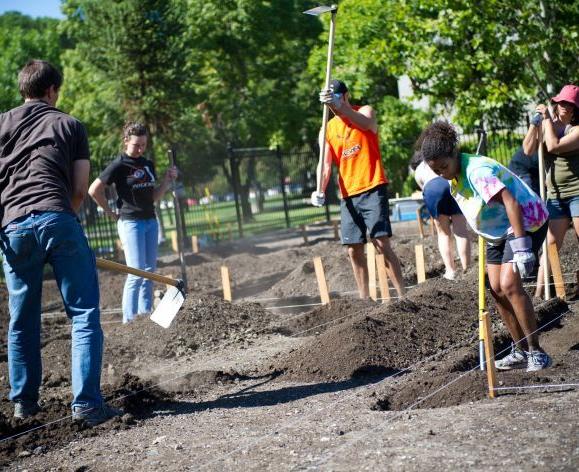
[272,272,480,381]
[262,236,451,300]
[274,298,377,336]
[372,300,577,412]
[103,295,277,365]
[0,373,168,465]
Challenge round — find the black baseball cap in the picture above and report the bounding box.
[330,79,348,94]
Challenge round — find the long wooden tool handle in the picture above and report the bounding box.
[537,124,551,300]
[168,148,189,292]
[96,258,180,288]
[316,10,337,193]
[478,236,486,371]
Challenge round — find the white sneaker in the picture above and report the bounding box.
[495,344,527,370]
[443,270,456,280]
[526,351,552,372]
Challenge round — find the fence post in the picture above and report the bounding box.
[276,145,291,228]
[476,123,488,155]
[228,145,244,238]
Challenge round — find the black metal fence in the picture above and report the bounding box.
[0,117,533,281]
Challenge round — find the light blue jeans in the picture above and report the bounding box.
[0,211,103,409]
[117,218,159,323]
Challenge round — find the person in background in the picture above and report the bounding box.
[89,123,177,323]
[411,152,471,280]
[0,60,121,425]
[508,147,540,196]
[417,121,551,372]
[310,79,405,299]
[522,84,579,298]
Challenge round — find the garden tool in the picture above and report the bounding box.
[303,4,338,193]
[96,258,185,328]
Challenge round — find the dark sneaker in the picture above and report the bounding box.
[526,351,552,372]
[72,403,123,427]
[495,344,527,370]
[14,401,41,419]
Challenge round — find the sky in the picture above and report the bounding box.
[0,0,64,19]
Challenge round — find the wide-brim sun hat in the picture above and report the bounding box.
[551,84,579,108]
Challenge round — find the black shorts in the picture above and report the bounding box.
[340,184,392,245]
[486,222,548,265]
[422,177,462,218]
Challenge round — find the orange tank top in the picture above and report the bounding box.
[326,107,387,198]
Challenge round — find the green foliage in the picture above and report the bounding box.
[305,0,578,129]
[0,12,64,111]
[3,0,576,199]
[378,97,432,195]
[184,1,321,148]
[59,0,198,175]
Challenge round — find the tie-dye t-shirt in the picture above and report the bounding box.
[449,154,548,243]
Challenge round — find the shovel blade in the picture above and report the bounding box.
[150,286,185,329]
[303,5,337,16]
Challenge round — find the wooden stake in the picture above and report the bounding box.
[366,243,377,301]
[300,224,308,244]
[332,220,340,241]
[170,230,179,253]
[480,310,497,398]
[376,254,390,303]
[478,236,486,371]
[313,257,330,305]
[547,242,566,299]
[221,266,232,302]
[415,244,426,283]
[191,235,199,254]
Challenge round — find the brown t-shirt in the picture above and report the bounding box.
[0,100,90,227]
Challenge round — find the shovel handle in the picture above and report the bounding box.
[96,258,181,288]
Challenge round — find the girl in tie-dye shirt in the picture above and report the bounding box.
[416,121,552,373]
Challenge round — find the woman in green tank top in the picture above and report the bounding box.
[523,84,579,298]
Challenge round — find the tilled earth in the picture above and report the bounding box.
[0,221,577,471]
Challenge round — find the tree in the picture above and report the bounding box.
[0,12,64,112]
[60,0,199,173]
[313,0,579,128]
[183,0,321,220]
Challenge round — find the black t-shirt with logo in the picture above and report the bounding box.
[99,154,157,220]
[0,100,90,228]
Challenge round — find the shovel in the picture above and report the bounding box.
[96,258,185,328]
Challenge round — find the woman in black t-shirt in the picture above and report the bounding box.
[89,122,177,323]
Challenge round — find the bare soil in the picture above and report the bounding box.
[0,221,577,471]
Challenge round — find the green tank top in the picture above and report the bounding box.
[545,125,579,200]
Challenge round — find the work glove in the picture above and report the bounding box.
[509,236,535,279]
[310,191,325,207]
[530,113,542,127]
[319,88,343,110]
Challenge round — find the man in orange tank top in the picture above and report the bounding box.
[311,79,405,298]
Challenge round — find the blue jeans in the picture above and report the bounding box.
[547,195,579,219]
[0,211,103,409]
[117,218,159,323]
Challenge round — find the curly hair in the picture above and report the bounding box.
[122,122,148,141]
[409,150,423,171]
[415,121,459,162]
